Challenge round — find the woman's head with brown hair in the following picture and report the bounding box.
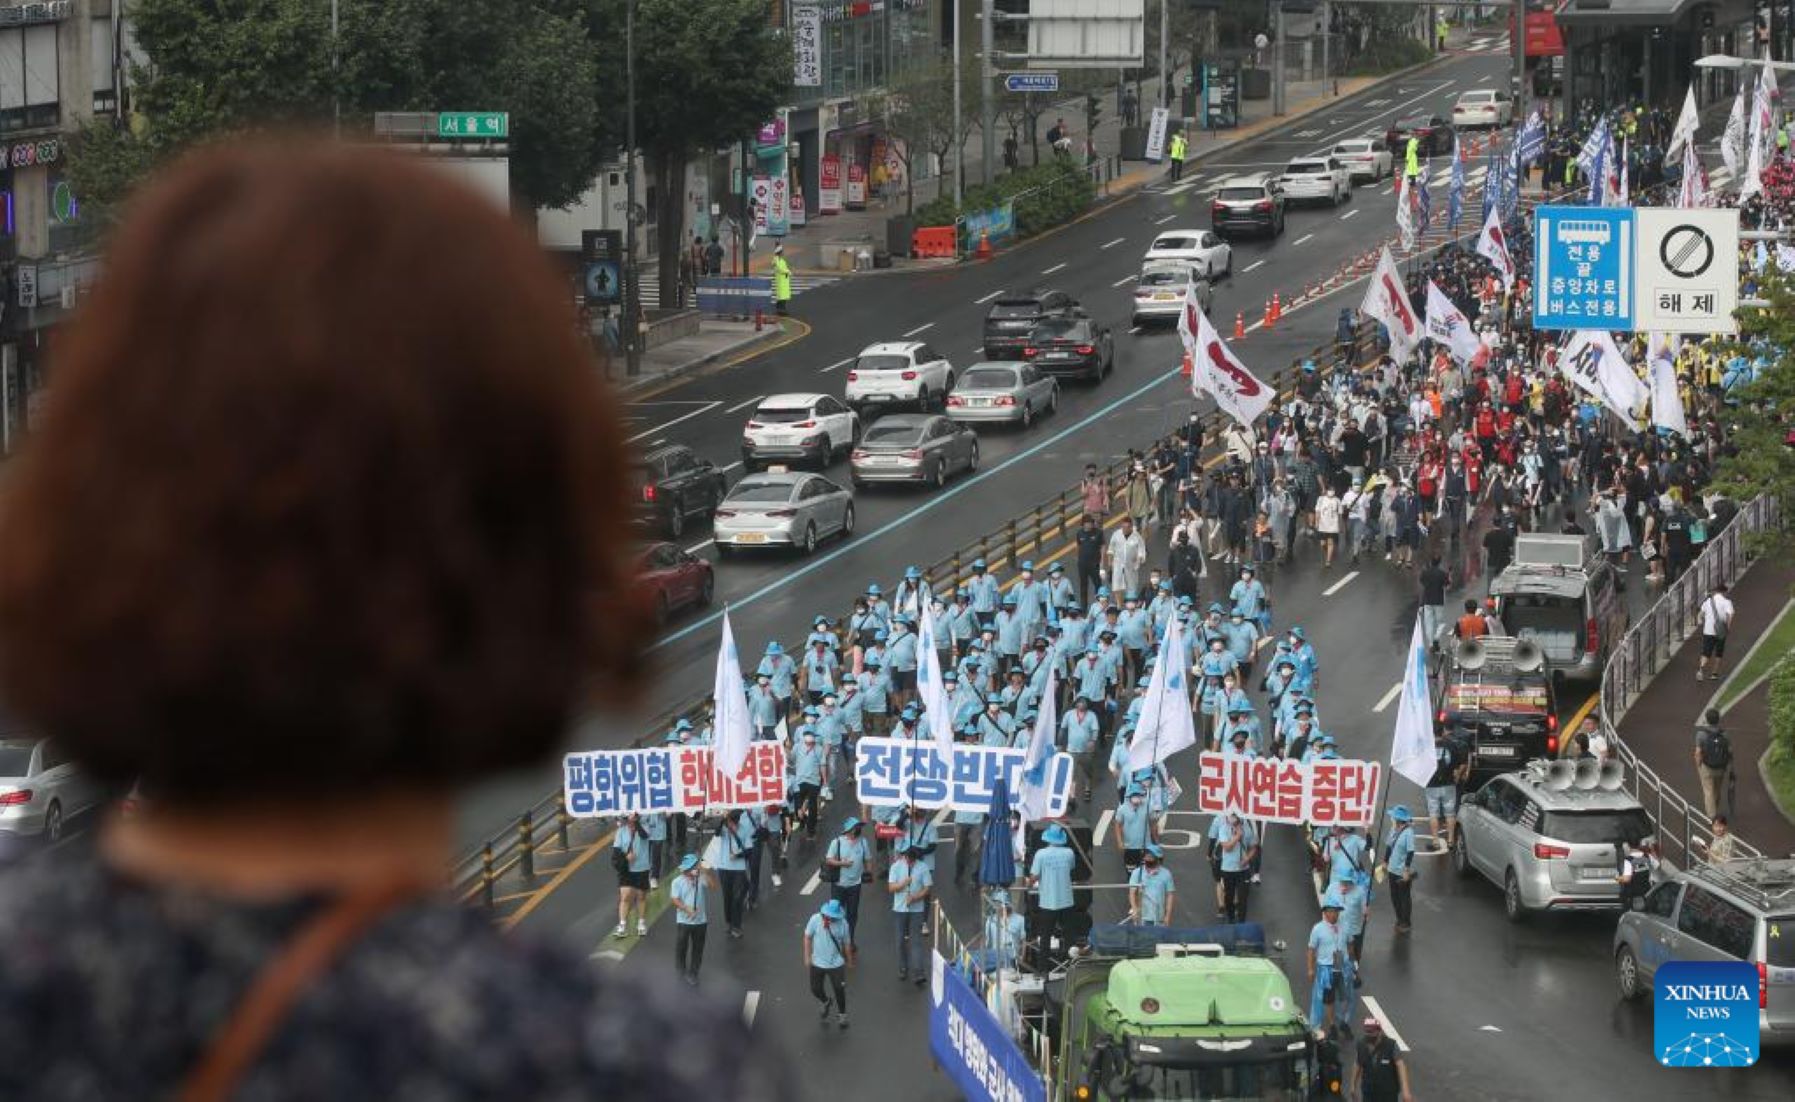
[0,140,648,805]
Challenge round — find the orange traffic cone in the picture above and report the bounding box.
[1262,299,1274,327]
[1270,292,1282,325]
[1234,311,1246,339]
[975,229,993,260]
[754,309,765,332]
[1180,351,1193,378]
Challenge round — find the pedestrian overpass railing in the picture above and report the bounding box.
[1597,493,1782,871]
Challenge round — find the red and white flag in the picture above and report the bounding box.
[1179,284,1273,427]
[1475,206,1516,291]
[1359,245,1422,364]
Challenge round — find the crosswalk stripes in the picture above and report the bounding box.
[636,273,838,309]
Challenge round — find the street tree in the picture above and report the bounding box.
[1714,271,1795,539]
[871,61,962,214]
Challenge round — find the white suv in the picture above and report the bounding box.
[740,392,859,472]
[845,342,955,414]
[1277,157,1351,207]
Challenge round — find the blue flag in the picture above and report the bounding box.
[1501,143,1520,221]
[1516,110,1546,168]
[1448,136,1466,229]
[1479,133,1500,222]
[1586,135,1606,205]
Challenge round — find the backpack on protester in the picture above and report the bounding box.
[1698,725,1733,771]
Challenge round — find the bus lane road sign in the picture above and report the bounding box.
[1532,206,1634,331]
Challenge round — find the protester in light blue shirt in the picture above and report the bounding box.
[985,893,1028,969]
[1307,894,1354,1034]
[1325,825,1369,886]
[978,696,1016,747]
[612,813,653,940]
[756,642,797,719]
[710,809,753,938]
[639,810,668,883]
[1046,563,1077,614]
[889,845,933,984]
[669,853,715,986]
[1129,844,1176,925]
[1060,606,1092,654]
[1335,870,1368,979]
[1029,826,1080,955]
[1230,567,1268,623]
[950,591,980,651]
[802,639,838,703]
[1216,810,1258,923]
[1073,648,1113,710]
[1383,804,1418,933]
[1222,612,1259,668]
[858,660,891,738]
[805,898,856,1028]
[967,559,1001,625]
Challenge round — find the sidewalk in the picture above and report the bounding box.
[1615,558,1795,857]
[611,317,804,397]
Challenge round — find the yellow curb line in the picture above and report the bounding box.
[626,317,812,403]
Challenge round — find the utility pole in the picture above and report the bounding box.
[1512,3,1528,117]
[624,0,642,377]
[1272,0,1286,117]
[954,0,964,206]
[1159,0,1169,109]
[1321,0,1331,97]
[981,0,995,186]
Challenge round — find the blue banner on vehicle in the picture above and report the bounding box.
[695,276,773,318]
[929,951,1048,1102]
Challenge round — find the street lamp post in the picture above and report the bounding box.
[954,0,963,207]
[624,0,642,377]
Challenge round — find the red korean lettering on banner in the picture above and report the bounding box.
[1272,760,1306,822]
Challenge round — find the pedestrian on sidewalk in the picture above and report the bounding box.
[670,853,715,986]
[1696,582,1734,682]
[804,898,855,1030]
[1122,86,1139,127]
[1693,708,1735,820]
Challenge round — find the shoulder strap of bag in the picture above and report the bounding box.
[822,919,850,963]
[180,878,419,1102]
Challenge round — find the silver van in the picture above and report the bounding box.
[1490,533,1628,686]
[1614,858,1795,1047]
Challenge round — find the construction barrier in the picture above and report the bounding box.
[694,276,773,319]
[912,225,958,259]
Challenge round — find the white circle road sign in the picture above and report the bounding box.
[1632,207,1739,336]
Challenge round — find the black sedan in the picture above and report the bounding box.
[1022,314,1113,383]
[631,442,728,538]
[1384,113,1455,157]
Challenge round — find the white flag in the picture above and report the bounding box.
[1678,143,1706,208]
[711,611,756,780]
[1721,83,1748,180]
[1424,280,1480,364]
[1562,331,1645,428]
[915,595,954,748]
[1648,349,1689,439]
[1742,60,1777,201]
[1394,172,1417,251]
[1474,206,1516,291]
[1126,616,1198,775]
[1017,667,1059,823]
[1183,286,1274,427]
[1666,84,1701,161]
[1361,245,1423,364]
[1390,614,1436,789]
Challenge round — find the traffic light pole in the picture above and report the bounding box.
[1272,0,1286,117]
[981,0,995,186]
[623,0,641,377]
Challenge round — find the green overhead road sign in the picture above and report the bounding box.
[437,112,508,139]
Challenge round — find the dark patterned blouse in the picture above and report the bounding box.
[0,849,787,1101]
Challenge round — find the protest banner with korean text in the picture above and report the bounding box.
[856,737,1073,815]
[1196,752,1382,827]
[563,742,787,817]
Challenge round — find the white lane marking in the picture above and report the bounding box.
[819,357,854,373]
[801,869,822,895]
[1477,75,1492,84]
[628,400,723,443]
[1041,262,1068,275]
[1243,260,1267,273]
[684,539,716,554]
[1128,326,1143,335]
[1101,237,1127,249]
[743,991,761,1028]
[1340,209,1360,220]
[1322,570,1360,596]
[1372,681,1404,713]
[721,461,744,473]
[1154,214,1177,224]
[1163,178,1204,195]
[725,394,766,415]
[1480,1024,1503,1032]
[1293,233,1314,246]
[975,288,1007,304]
[1381,187,1395,197]
[1112,273,1138,287]
[903,322,937,336]
[1095,808,1115,840]
[1363,996,1412,1052]
[589,948,625,962]
[1364,98,1391,107]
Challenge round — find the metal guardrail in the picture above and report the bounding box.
[1598,493,1783,870]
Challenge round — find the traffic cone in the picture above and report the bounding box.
[976,229,993,260]
[1234,311,1246,339]
[754,309,765,332]
[1262,299,1274,327]
[1270,292,1282,325]
[1180,351,1193,378]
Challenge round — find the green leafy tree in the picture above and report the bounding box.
[1713,271,1795,531]
[870,61,962,214]
[593,0,787,305]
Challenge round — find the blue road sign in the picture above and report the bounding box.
[1004,72,1060,94]
[1532,205,1635,331]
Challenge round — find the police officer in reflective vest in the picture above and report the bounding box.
[1169,130,1188,181]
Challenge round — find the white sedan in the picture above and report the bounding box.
[1277,157,1352,206]
[1451,89,1514,130]
[1142,229,1232,280]
[1328,139,1393,183]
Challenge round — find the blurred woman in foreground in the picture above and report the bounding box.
[0,141,782,1101]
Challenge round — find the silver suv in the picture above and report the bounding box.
[1615,858,1795,1046]
[1451,758,1651,921]
[1489,533,1628,686]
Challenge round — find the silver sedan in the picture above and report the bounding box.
[945,363,1059,428]
[850,413,980,489]
[713,472,855,557]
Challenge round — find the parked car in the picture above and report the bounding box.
[1385,113,1455,157]
[1131,260,1212,327]
[1277,157,1352,206]
[1435,636,1560,779]
[1328,138,1393,182]
[1488,533,1628,686]
[0,738,105,844]
[1142,228,1233,279]
[1615,857,1795,1046]
[845,341,956,414]
[1451,89,1514,129]
[850,413,980,489]
[631,443,728,539]
[740,392,860,472]
[713,471,855,557]
[636,541,713,624]
[1453,761,1651,921]
[945,362,1059,428]
[1209,174,1286,240]
[1022,313,1114,382]
[983,290,1080,360]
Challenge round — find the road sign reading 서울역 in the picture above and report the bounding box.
[1004,72,1061,93]
[1533,206,1634,330]
[437,112,508,139]
[1632,207,1740,335]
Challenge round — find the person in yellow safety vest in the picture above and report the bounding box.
[1436,15,1448,51]
[1169,130,1188,182]
[772,245,792,316]
[1404,136,1421,181]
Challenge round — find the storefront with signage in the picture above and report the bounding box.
[1556,0,1754,115]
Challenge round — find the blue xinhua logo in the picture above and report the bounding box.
[1653,961,1759,1068]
